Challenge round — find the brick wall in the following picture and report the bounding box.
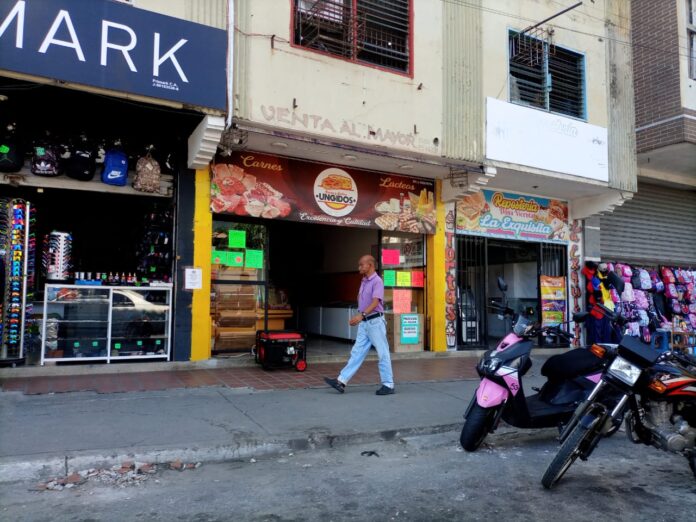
[632,0,691,152]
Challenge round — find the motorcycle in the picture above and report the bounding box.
[459,276,620,452]
[541,334,696,489]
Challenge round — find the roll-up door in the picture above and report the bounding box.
[600,183,696,265]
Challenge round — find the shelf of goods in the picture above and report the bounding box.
[0,165,174,198]
[40,285,172,364]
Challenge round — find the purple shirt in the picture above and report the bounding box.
[358,272,384,313]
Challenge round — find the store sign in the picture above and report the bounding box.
[486,98,608,182]
[456,189,569,244]
[0,0,226,109]
[400,314,420,345]
[211,152,437,234]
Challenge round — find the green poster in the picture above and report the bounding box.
[226,251,245,267]
[383,270,396,287]
[211,250,226,265]
[245,249,264,269]
[228,230,247,249]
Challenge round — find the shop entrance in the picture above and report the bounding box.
[210,218,427,358]
[456,236,567,349]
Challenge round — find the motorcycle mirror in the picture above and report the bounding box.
[573,311,589,323]
[607,271,625,293]
[497,276,508,292]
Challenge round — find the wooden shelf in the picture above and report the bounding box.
[1,165,173,198]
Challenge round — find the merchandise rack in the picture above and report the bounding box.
[40,284,172,364]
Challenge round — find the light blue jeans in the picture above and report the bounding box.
[338,317,394,388]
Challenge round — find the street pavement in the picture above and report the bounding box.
[0,358,550,484]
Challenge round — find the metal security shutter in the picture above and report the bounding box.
[600,183,696,265]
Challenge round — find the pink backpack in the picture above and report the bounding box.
[689,314,696,329]
[621,282,635,302]
[661,267,676,283]
[620,264,633,283]
[634,290,649,310]
[685,283,695,303]
[689,303,696,314]
[610,289,620,303]
[638,269,652,290]
[671,299,682,314]
[627,322,640,336]
[665,283,678,299]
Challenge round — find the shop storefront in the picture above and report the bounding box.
[452,189,572,350]
[597,183,696,353]
[0,0,226,366]
[204,151,437,357]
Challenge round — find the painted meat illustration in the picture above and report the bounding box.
[211,163,292,218]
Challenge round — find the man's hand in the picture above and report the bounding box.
[349,314,363,326]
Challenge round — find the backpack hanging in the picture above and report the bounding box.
[101,149,129,186]
[31,143,60,176]
[65,135,97,181]
[133,153,161,193]
[0,123,24,173]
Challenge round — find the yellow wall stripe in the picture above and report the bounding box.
[427,179,447,352]
[190,168,213,361]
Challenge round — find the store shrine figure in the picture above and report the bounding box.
[324,255,395,395]
[581,261,621,344]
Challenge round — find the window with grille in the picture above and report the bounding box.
[293,0,411,74]
[689,0,696,79]
[508,31,586,119]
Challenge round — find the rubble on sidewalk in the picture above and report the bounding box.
[32,459,202,491]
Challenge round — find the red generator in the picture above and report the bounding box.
[255,330,307,371]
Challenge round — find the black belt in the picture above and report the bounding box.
[363,312,383,321]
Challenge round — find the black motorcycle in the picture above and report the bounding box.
[541,335,696,489]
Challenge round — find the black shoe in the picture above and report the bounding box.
[324,377,345,394]
[376,385,395,395]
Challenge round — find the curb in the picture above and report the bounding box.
[0,423,459,484]
[0,422,561,484]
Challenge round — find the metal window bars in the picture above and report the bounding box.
[294,0,410,72]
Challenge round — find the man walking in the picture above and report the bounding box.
[324,255,395,395]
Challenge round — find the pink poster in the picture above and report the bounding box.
[393,289,412,314]
[381,249,401,266]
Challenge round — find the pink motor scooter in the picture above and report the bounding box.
[460,276,615,451]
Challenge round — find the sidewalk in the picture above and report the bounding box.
[0,356,550,484]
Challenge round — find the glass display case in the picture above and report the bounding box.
[40,285,172,364]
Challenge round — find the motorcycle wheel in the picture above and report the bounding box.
[460,403,497,452]
[541,414,600,489]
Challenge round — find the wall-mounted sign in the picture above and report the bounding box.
[400,314,420,344]
[0,0,226,109]
[541,275,567,327]
[486,97,608,182]
[456,189,569,243]
[184,267,202,290]
[211,152,437,234]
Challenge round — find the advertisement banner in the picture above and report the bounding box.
[211,152,437,233]
[540,276,567,327]
[456,189,569,243]
[0,0,226,109]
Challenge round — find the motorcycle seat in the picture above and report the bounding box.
[541,349,603,381]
